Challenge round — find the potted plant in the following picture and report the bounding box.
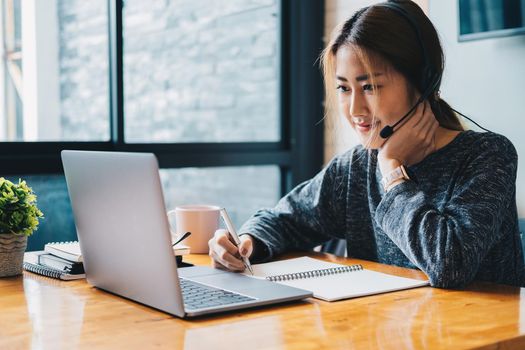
[0,178,43,277]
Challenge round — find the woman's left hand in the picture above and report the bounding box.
[378,100,439,175]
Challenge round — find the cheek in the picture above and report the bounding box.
[338,94,348,107]
[375,109,395,125]
[374,95,407,125]
[338,97,351,118]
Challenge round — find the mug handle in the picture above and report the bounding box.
[166,209,179,241]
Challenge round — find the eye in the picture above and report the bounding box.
[363,84,380,92]
[336,85,350,93]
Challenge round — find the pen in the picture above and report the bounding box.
[219,208,254,275]
[172,231,191,247]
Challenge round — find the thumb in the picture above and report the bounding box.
[238,236,253,258]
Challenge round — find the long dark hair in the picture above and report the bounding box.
[321,0,464,132]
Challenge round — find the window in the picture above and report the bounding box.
[0,0,23,141]
[0,0,110,142]
[0,0,325,250]
[123,0,280,143]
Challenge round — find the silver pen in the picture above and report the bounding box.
[220,208,254,275]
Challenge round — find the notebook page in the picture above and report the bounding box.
[278,269,429,301]
[244,257,429,301]
[52,242,81,256]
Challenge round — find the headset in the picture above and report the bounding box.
[377,1,489,138]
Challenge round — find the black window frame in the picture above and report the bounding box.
[0,0,325,197]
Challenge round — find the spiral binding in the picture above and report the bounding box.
[266,264,363,282]
[46,241,78,246]
[23,262,64,279]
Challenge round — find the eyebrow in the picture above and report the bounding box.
[336,73,384,82]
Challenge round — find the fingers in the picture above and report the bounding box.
[417,101,438,154]
[393,101,433,139]
[420,102,438,136]
[208,229,246,271]
[215,229,239,255]
[411,100,428,129]
[211,259,231,271]
[408,101,435,134]
[209,244,245,271]
[239,235,253,258]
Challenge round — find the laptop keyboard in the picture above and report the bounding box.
[179,278,256,310]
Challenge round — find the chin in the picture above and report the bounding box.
[360,141,381,150]
[356,133,382,150]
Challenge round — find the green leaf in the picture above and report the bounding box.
[0,178,43,236]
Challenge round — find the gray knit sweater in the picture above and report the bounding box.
[239,131,525,288]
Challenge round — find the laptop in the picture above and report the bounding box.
[61,150,312,317]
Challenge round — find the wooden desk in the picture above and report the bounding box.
[1,253,524,350]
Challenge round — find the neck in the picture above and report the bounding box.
[434,127,462,151]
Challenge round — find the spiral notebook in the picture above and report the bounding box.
[23,251,86,280]
[245,257,429,301]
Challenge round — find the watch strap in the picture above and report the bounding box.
[381,165,410,191]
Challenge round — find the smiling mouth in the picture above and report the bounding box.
[355,122,378,132]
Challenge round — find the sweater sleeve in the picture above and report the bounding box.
[239,155,349,261]
[375,136,518,288]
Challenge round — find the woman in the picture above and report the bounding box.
[208,0,524,288]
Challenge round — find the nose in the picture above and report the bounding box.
[349,92,369,118]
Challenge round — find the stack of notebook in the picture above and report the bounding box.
[23,242,86,280]
[24,241,191,280]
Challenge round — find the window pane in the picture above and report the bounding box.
[160,166,280,228]
[123,0,280,143]
[0,0,109,142]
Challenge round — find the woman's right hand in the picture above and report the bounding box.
[208,229,254,271]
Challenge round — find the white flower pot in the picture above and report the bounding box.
[0,233,28,277]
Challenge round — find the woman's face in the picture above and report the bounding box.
[335,45,415,149]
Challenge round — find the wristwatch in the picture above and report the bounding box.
[381,165,410,192]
